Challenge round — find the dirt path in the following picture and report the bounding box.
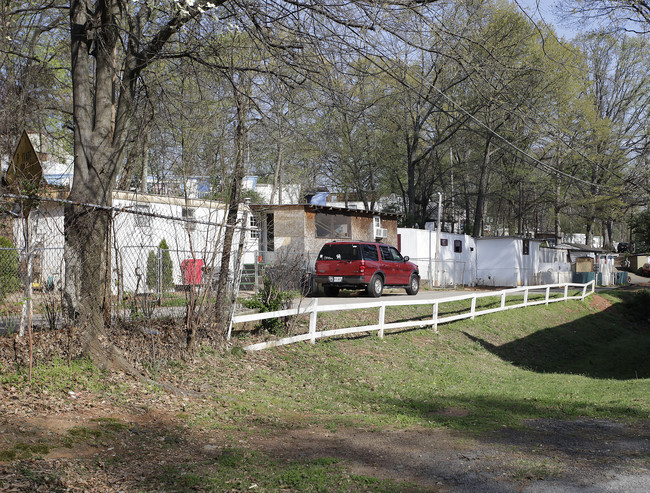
[1,395,648,492]
[254,419,650,492]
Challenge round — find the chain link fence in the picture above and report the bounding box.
[0,193,261,334]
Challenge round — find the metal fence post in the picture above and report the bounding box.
[157,246,162,296]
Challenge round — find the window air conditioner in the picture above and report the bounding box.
[374,227,388,238]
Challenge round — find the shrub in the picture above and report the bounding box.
[0,236,21,301]
[159,239,173,290]
[146,249,158,290]
[145,239,174,291]
[242,277,295,335]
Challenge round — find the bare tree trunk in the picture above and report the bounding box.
[472,138,492,237]
[272,138,283,204]
[214,78,248,338]
[407,150,417,226]
[272,115,283,204]
[586,221,594,248]
[517,180,523,236]
[64,203,128,368]
[103,217,112,328]
[65,0,140,370]
[117,108,153,191]
[604,220,613,250]
[554,177,562,243]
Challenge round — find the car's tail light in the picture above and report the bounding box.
[359,260,365,273]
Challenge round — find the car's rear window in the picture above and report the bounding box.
[318,244,361,261]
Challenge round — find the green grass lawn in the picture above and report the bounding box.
[187,289,650,435]
[2,288,649,491]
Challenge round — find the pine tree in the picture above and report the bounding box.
[159,239,174,291]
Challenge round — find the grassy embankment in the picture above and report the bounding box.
[1,288,648,491]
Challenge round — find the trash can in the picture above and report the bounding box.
[617,271,629,285]
[572,272,595,284]
[181,259,204,285]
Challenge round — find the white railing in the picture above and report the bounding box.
[235,281,596,351]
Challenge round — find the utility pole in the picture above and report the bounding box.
[450,148,455,233]
[435,192,443,287]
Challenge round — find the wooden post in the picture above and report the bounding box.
[309,298,318,344]
[432,302,439,334]
[545,286,550,305]
[378,305,386,339]
[471,296,476,320]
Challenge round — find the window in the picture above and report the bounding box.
[389,246,403,261]
[362,243,379,261]
[318,243,361,261]
[249,214,260,239]
[379,245,403,261]
[134,205,151,228]
[440,238,448,246]
[315,212,351,238]
[523,239,530,255]
[454,240,463,253]
[182,207,196,231]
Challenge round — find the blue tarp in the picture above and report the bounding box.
[309,192,328,205]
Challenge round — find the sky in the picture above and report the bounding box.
[515,0,581,39]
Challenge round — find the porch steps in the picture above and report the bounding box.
[239,264,257,291]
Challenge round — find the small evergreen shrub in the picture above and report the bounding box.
[146,249,158,290]
[145,239,174,291]
[159,239,173,290]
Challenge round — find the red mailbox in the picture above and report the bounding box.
[181,258,204,285]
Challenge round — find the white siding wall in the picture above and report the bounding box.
[476,238,541,287]
[397,229,476,286]
[14,194,258,293]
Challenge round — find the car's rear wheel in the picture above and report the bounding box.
[406,274,420,295]
[367,275,384,297]
[324,285,340,297]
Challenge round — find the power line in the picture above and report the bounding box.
[340,8,647,194]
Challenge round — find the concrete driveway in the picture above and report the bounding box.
[301,286,479,307]
[625,269,650,286]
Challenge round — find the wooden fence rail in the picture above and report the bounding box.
[234,281,596,351]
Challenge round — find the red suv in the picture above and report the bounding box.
[314,241,420,297]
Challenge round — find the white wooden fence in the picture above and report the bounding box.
[235,281,596,351]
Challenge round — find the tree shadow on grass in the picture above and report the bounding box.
[463,290,650,380]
